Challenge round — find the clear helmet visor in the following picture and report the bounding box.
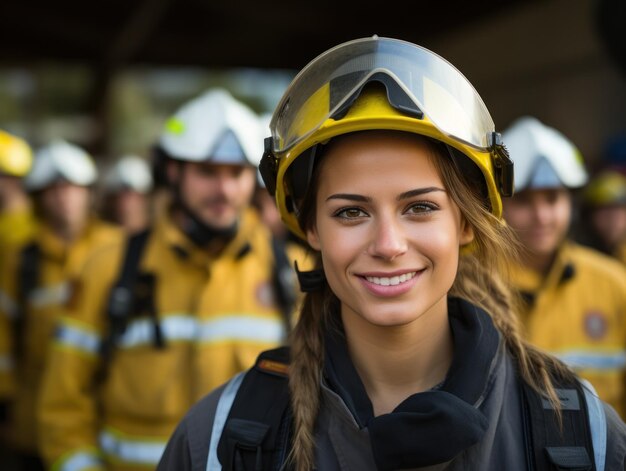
[271,36,495,153]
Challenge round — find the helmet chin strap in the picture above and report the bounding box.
[174,191,238,248]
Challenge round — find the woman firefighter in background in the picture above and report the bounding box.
[158,37,626,470]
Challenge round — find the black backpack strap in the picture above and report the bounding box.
[15,242,41,358]
[100,228,155,364]
[214,347,292,471]
[270,236,297,335]
[521,377,597,471]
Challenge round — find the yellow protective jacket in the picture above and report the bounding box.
[38,209,311,471]
[0,218,122,453]
[510,241,626,418]
[0,205,37,254]
[614,240,626,265]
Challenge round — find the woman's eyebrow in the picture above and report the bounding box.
[326,187,445,203]
[326,193,370,203]
[398,187,445,200]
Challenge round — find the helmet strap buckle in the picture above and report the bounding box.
[489,132,514,197]
[259,137,278,196]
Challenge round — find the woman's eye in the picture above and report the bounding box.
[407,202,438,214]
[335,207,367,219]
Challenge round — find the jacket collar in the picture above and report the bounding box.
[36,217,106,264]
[323,297,501,469]
[509,241,576,295]
[156,207,260,267]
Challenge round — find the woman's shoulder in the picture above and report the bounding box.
[158,381,230,471]
[186,380,229,431]
[158,348,291,470]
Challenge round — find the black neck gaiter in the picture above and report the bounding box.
[174,195,238,247]
[323,297,500,470]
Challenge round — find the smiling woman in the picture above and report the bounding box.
[307,132,471,335]
[157,37,626,471]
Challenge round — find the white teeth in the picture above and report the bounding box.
[365,272,416,286]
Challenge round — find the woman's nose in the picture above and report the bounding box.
[367,218,408,260]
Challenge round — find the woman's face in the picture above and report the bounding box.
[306,132,473,329]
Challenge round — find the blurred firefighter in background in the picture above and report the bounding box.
[0,130,36,254]
[37,88,310,470]
[578,169,626,264]
[0,140,122,470]
[100,155,154,235]
[502,116,626,418]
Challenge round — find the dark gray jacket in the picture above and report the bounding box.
[158,298,626,471]
[158,346,626,470]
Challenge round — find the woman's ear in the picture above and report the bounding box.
[306,226,321,251]
[459,218,475,247]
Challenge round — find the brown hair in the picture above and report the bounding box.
[286,131,575,471]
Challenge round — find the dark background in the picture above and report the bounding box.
[1,0,625,170]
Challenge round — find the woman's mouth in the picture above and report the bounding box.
[364,271,417,286]
[358,270,423,297]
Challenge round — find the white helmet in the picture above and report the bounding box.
[503,116,588,191]
[25,140,98,191]
[103,155,153,194]
[158,88,263,167]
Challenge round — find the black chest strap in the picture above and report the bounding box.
[101,228,159,366]
[520,378,597,471]
[213,347,292,471]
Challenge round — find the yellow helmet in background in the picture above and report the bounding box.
[259,36,513,240]
[583,170,626,207]
[0,129,33,177]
